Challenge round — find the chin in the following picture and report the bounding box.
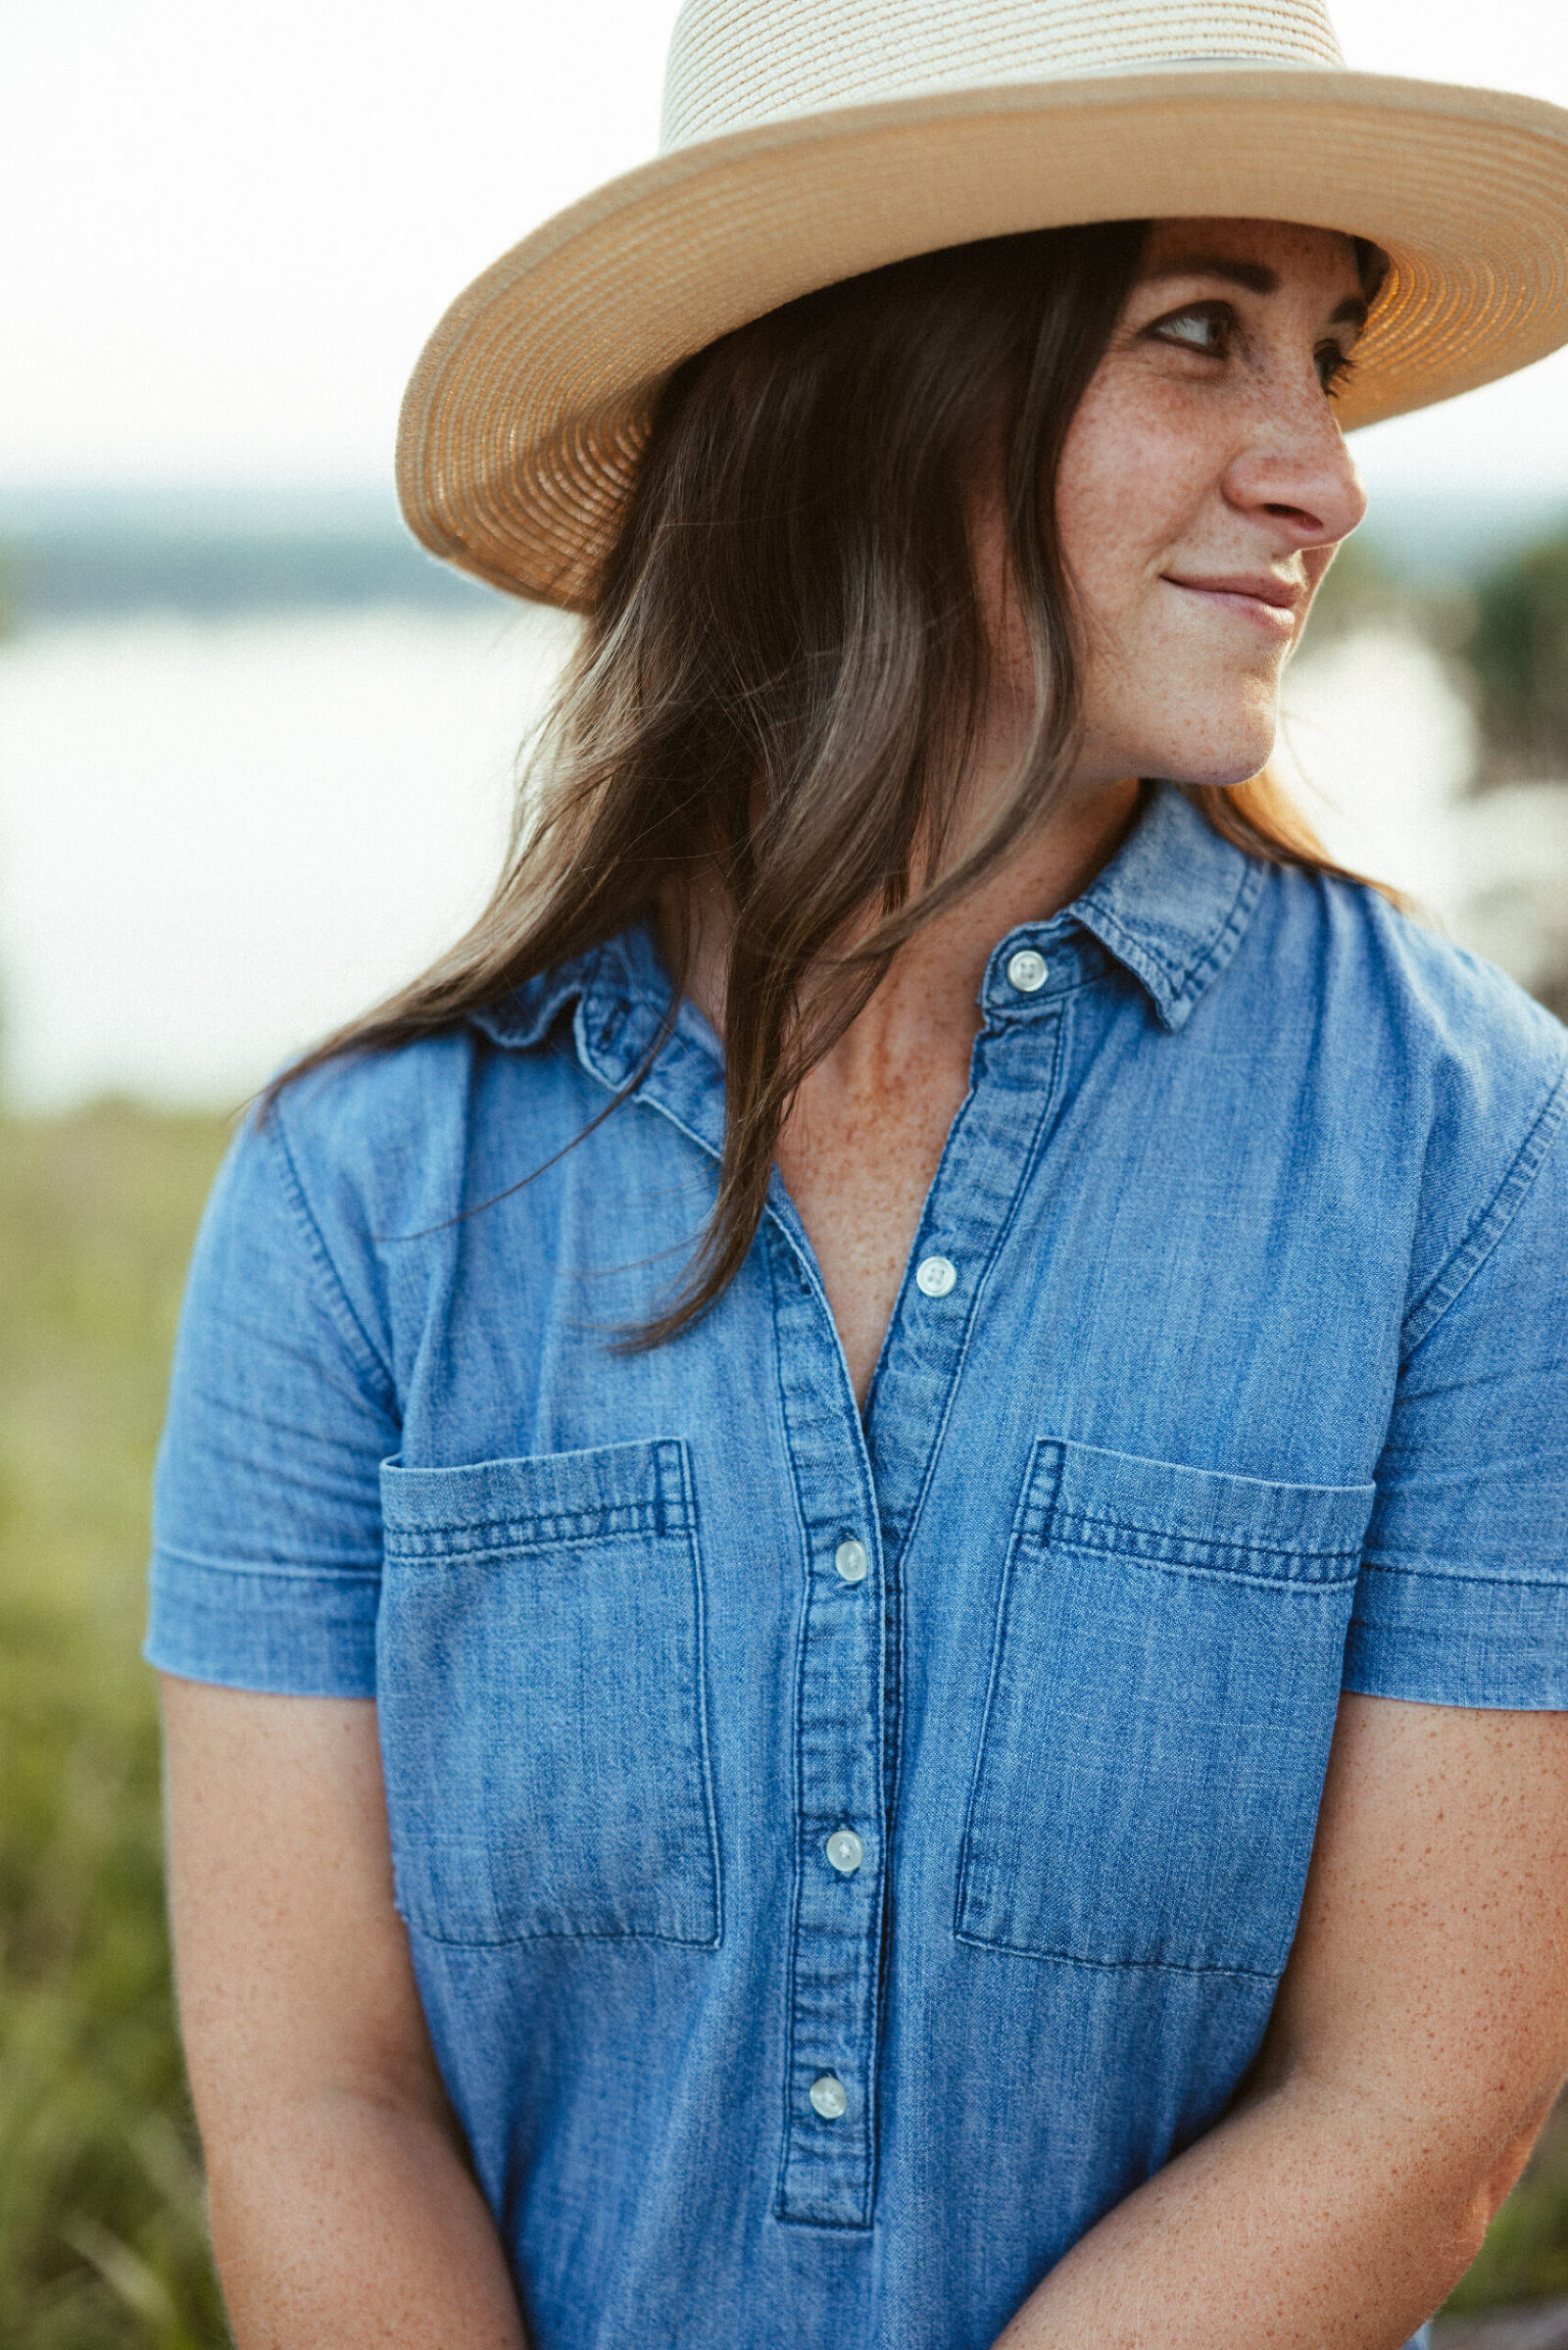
[1100,674,1279,792]
[1165,746,1277,789]
[1140,712,1278,790]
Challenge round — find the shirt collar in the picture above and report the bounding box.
[466,928,714,1087]
[467,783,1263,1059]
[466,950,608,1053]
[1067,781,1263,1033]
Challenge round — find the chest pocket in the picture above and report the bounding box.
[956,1440,1375,1980]
[376,1440,719,1948]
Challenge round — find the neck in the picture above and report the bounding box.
[699,763,1143,1405]
[676,770,1143,1065]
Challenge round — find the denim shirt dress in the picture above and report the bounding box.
[147,784,1568,2350]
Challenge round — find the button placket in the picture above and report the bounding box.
[765,1227,887,2230]
[866,999,1070,1560]
[582,981,892,2232]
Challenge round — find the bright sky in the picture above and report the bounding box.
[5,0,1568,498]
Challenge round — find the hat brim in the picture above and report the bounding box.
[396,65,1568,610]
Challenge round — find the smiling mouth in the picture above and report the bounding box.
[1164,575,1300,633]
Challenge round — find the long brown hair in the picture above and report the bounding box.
[279,221,1381,1342]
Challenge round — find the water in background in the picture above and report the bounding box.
[0,487,1563,1107]
[0,604,569,1103]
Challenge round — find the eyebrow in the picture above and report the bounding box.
[1143,253,1368,330]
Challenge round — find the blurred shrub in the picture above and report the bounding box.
[1463,534,1568,786]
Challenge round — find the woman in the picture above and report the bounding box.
[148,2,1568,2345]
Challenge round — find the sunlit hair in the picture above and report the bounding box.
[274,221,1390,1343]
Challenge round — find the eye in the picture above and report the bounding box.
[1147,300,1234,360]
[1315,340,1356,397]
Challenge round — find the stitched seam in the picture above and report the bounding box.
[679,1444,727,1959]
[1357,1557,1568,1593]
[1051,1508,1360,1563]
[767,2212,875,2235]
[955,1440,1063,1944]
[1402,1054,1568,1351]
[384,1502,688,1556]
[1033,1547,1356,1594]
[404,1918,722,1950]
[266,1109,398,1408]
[952,1927,1279,1982]
[769,1231,820,2228]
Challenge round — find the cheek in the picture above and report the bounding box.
[1053,374,1282,783]
[1054,375,1210,635]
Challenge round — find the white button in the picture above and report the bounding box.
[825,1829,864,1876]
[915,1254,957,1297]
[809,2074,849,2120]
[1007,949,1049,993]
[834,1539,868,1584]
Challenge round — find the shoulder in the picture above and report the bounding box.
[257,943,622,1233]
[261,1025,487,1243]
[1248,862,1568,1328]
[1254,860,1564,1084]
[206,1015,593,1384]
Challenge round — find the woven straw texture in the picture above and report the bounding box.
[662,0,1344,147]
[397,0,1568,610]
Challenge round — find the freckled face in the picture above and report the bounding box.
[1054,217,1371,790]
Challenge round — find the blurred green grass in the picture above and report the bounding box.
[0,1100,1561,2342]
[0,1104,230,2348]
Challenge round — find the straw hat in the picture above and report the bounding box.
[396,0,1568,612]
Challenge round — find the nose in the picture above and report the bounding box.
[1220,376,1368,554]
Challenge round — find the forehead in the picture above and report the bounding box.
[1140,217,1363,295]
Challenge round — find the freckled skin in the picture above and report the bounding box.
[769,780,1141,1405]
[1057,218,1367,792]
[772,217,1368,1405]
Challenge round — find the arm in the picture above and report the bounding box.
[162,1676,528,2350]
[994,1693,1568,2350]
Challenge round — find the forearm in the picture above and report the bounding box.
[992,2072,1525,2350]
[204,2084,527,2350]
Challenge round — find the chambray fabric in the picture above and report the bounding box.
[148,783,1568,2350]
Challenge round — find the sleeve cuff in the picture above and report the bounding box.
[144,1547,379,1697]
[1345,1561,1568,1709]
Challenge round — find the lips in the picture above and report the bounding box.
[1164,573,1302,631]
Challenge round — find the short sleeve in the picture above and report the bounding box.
[144,1102,398,1696]
[1346,1065,1568,1709]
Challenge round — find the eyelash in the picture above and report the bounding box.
[1147,301,1357,398]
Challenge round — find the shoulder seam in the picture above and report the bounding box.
[262,1108,399,1411]
[1402,1050,1568,1353]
